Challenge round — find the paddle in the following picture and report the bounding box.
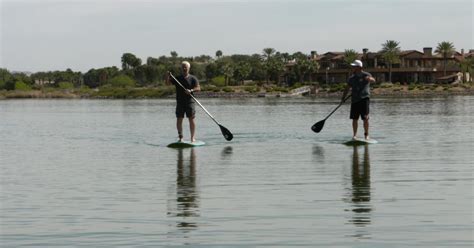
[311,94,351,133]
[169,73,233,141]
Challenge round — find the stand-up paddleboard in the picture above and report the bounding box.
[167,140,205,148]
[344,137,378,146]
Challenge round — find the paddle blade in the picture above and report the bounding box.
[311,119,326,133]
[219,124,233,141]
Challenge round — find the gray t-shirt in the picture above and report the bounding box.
[173,74,199,105]
[347,71,371,103]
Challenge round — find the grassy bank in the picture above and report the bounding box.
[1,82,473,99]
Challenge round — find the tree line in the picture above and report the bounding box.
[1,41,472,91]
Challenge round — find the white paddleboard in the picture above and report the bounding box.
[167,140,206,148]
[344,137,378,146]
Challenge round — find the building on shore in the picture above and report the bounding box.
[286,47,473,85]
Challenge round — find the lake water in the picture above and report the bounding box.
[0,96,473,247]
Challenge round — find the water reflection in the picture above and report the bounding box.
[221,146,233,160]
[169,148,200,230]
[312,144,325,163]
[348,145,372,229]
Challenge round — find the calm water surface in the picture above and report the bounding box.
[0,96,473,247]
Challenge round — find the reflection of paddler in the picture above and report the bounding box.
[350,145,371,226]
[312,144,325,163]
[174,148,199,229]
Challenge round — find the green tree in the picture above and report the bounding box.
[233,62,252,85]
[0,68,12,89]
[133,65,148,86]
[262,48,277,83]
[223,63,234,86]
[205,63,219,82]
[84,67,119,88]
[216,50,223,59]
[344,49,358,80]
[266,55,285,84]
[262,48,276,61]
[380,40,401,82]
[293,53,320,84]
[195,55,212,63]
[459,57,474,83]
[343,49,358,67]
[249,54,266,82]
[281,52,292,63]
[189,62,206,81]
[435,41,456,76]
[306,59,320,83]
[170,51,178,60]
[121,53,142,70]
[292,52,308,83]
[147,57,160,66]
[143,64,165,85]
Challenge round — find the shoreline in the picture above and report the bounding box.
[1,83,473,100]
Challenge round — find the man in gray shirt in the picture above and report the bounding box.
[166,61,201,142]
[342,60,375,140]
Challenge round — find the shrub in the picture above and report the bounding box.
[201,85,217,92]
[108,75,136,88]
[211,76,226,87]
[291,82,303,89]
[328,83,345,93]
[244,86,259,93]
[15,81,32,91]
[222,86,233,93]
[58,82,74,90]
[75,86,93,95]
[267,86,288,93]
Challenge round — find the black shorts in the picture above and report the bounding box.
[176,103,196,118]
[350,98,370,120]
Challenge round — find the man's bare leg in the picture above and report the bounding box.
[363,117,369,140]
[189,117,196,142]
[352,119,358,139]
[177,117,184,141]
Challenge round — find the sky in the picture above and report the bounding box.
[1,0,472,72]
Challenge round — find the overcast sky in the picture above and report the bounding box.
[1,0,472,72]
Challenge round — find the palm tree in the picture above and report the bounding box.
[307,59,320,83]
[293,52,307,82]
[459,57,474,83]
[121,53,141,70]
[343,49,358,67]
[215,50,223,59]
[435,41,456,76]
[262,48,276,83]
[271,57,286,84]
[262,48,276,61]
[344,49,358,81]
[380,40,401,83]
[234,62,251,85]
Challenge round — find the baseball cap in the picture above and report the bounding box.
[350,60,363,67]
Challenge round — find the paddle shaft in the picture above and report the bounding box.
[169,73,220,126]
[323,94,352,121]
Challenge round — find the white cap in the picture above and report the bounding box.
[350,60,363,67]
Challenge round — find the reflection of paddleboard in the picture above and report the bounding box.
[167,140,205,148]
[344,137,378,146]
